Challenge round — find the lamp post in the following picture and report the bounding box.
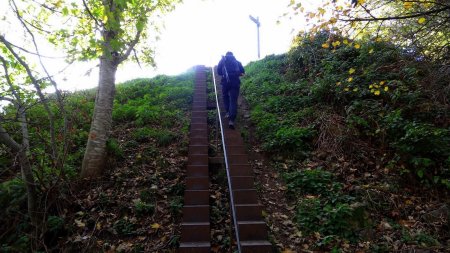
[249,15,260,59]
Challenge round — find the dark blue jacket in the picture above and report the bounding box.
[217,55,245,85]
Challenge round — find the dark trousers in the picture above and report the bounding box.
[222,82,240,121]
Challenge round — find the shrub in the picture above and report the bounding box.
[134,201,155,216]
[283,168,342,197]
[106,138,124,159]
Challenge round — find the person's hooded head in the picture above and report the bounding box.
[225,51,236,60]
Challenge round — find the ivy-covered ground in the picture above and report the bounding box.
[238,31,450,252]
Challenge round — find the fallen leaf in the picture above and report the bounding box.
[74,219,85,228]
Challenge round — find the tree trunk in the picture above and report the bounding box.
[0,125,39,225]
[81,57,118,178]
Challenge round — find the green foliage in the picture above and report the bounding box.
[132,127,178,147]
[134,201,155,216]
[106,138,124,159]
[284,168,364,240]
[0,179,26,216]
[47,215,65,233]
[0,70,194,250]
[139,189,156,203]
[169,196,183,216]
[401,229,440,247]
[113,218,136,236]
[242,30,450,186]
[284,168,342,197]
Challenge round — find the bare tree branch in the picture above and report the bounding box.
[340,6,450,22]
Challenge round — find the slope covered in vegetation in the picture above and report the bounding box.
[240,31,450,251]
[0,72,194,252]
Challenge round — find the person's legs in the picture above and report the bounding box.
[228,84,240,122]
[222,83,230,115]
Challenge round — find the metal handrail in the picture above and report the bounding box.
[211,66,241,253]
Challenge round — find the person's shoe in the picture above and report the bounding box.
[228,120,235,129]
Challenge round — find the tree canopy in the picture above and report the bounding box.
[287,0,450,63]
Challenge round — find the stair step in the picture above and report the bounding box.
[191,116,206,124]
[240,240,273,253]
[180,222,209,242]
[182,205,209,222]
[188,154,209,166]
[235,204,263,221]
[188,145,208,155]
[185,177,209,190]
[184,190,209,205]
[233,189,259,204]
[189,137,208,146]
[186,165,208,177]
[227,154,248,165]
[191,111,207,118]
[229,164,253,177]
[226,145,246,155]
[179,242,210,253]
[231,176,254,189]
[190,123,207,131]
[190,129,207,139]
[238,220,268,240]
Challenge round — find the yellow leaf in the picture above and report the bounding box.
[329,17,337,24]
[369,48,374,54]
[151,223,160,229]
[343,39,349,45]
[322,43,330,49]
[348,68,356,74]
[379,81,385,85]
[376,37,383,42]
[318,7,326,15]
[404,2,413,9]
[374,90,380,96]
[354,43,361,49]
[358,0,366,4]
[384,86,389,91]
[347,77,353,82]
[353,88,358,92]
[418,17,426,24]
[369,85,373,89]
[344,87,349,91]
[332,41,341,47]
[336,82,342,86]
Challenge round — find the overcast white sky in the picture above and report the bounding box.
[2,0,319,91]
[113,0,319,90]
[113,0,300,83]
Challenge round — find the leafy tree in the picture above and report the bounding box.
[287,0,450,62]
[15,0,181,178]
[0,0,70,226]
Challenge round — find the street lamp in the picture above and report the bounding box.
[249,15,260,59]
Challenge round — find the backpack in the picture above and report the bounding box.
[222,56,240,82]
